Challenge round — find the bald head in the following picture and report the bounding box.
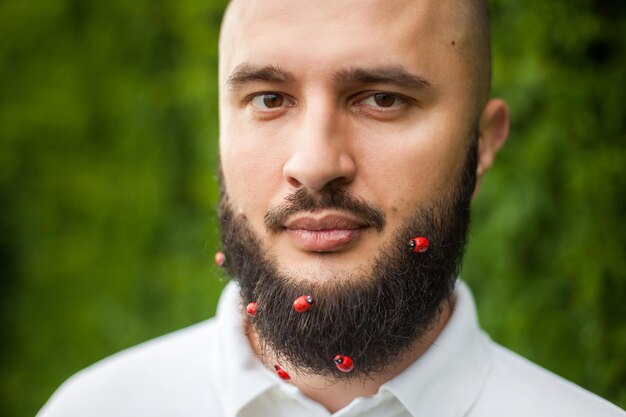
[220,0,492,116]
[462,0,492,108]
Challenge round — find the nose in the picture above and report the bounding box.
[283,104,356,192]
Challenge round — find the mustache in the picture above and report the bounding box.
[264,188,386,232]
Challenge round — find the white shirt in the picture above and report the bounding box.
[38,281,624,417]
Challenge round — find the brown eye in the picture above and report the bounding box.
[261,93,283,108]
[248,93,293,119]
[373,93,396,107]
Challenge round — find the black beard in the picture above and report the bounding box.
[218,137,477,380]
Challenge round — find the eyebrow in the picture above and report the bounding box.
[334,66,433,92]
[226,63,433,92]
[227,64,295,90]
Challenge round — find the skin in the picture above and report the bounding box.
[219,0,509,411]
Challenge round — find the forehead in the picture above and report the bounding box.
[220,0,467,82]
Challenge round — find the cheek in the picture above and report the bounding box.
[356,121,467,212]
[220,127,288,223]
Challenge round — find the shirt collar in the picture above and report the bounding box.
[382,279,493,417]
[213,281,278,417]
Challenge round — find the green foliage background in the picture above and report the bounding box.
[0,0,624,415]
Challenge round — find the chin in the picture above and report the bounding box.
[272,241,382,280]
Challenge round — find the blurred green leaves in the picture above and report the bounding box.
[0,1,229,416]
[0,0,624,416]
[465,0,626,408]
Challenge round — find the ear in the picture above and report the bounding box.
[473,98,510,197]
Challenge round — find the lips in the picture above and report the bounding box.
[283,213,369,252]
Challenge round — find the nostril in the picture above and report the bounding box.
[328,175,352,188]
[286,176,301,188]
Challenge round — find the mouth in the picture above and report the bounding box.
[283,213,371,252]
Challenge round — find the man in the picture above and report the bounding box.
[38,0,624,416]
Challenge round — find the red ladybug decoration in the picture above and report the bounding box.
[246,302,258,318]
[274,364,291,381]
[333,355,354,373]
[293,295,314,313]
[408,237,429,253]
[214,251,226,266]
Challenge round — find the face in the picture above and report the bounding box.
[219,0,481,285]
[217,0,510,378]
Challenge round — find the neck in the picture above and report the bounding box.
[245,297,453,413]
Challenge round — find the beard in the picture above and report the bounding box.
[218,136,478,380]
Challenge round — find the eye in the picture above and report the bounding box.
[376,94,395,107]
[250,93,289,110]
[353,91,413,118]
[359,92,407,108]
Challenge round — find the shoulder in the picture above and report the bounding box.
[37,319,224,417]
[470,341,625,417]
